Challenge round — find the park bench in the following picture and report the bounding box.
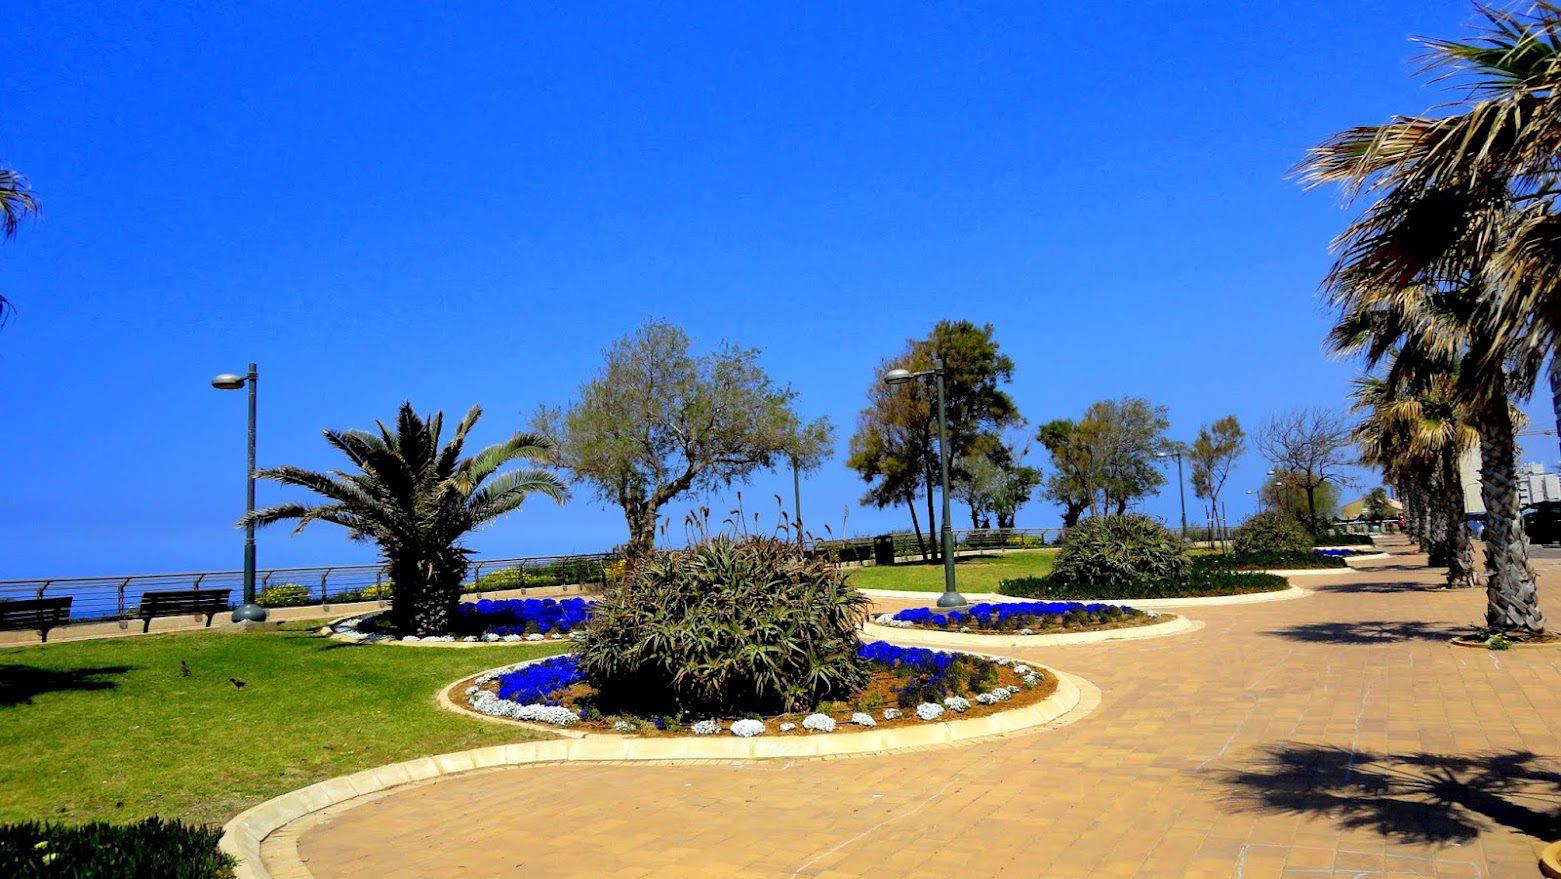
[0,596,73,642]
[136,589,231,633]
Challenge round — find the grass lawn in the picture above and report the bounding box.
[846,548,1057,593]
[0,622,566,826]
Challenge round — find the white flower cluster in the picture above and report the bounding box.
[1021,672,1041,687]
[1018,628,1034,636]
[974,685,1022,705]
[994,657,1012,667]
[915,702,944,721]
[872,613,916,629]
[526,633,546,641]
[882,708,903,721]
[779,722,797,732]
[942,696,971,713]
[612,719,635,732]
[730,719,766,737]
[468,690,580,725]
[959,626,972,634]
[1012,665,1032,676]
[691,720,721,735]
[802,713,836,732]
[849,712,876,728]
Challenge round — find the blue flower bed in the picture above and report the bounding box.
[457,597,593,635]
[857,639,954,673]
[495,654,583,704]
[1312,548,1361,557]
[886,600,1143,632]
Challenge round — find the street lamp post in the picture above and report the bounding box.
[791,455,804,545]
[1157,448,1188,539]
[212,363,268,623]
[884,358,965,608]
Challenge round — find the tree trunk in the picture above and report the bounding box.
[623,497,658,561]
[1424,470,1452,568]
[1474,396,1547,636]
[906,496,926,560]
[1552,356,1561,461]
[1061,503,1083,529]
[388,553,465,636]
[1439,447,1477,590]
[1304,483,1318,534]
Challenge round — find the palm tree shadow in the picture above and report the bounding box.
[1323,580,1456,595]
[0,664,132,707]
[1262,620,1470,645]
[1217,744,1561,843]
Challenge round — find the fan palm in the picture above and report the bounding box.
[244,403,568,635]
[0,167,40,326]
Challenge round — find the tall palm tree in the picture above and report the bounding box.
[0,168,40,326]
[245,403,568,635]
[1350,367,1479,590]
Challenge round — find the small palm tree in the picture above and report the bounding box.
[245,403,568,635]
[0,167,40,326]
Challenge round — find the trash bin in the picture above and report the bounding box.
[873,534,896,567]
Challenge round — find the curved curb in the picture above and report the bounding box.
[1255,566,1356,577]
[321,613,580,649]
[861,613,1200,649]
[1449,636,1561,650]
[1541,840,1561,878]
[861,585,1309,608]
[221,666,1089,879]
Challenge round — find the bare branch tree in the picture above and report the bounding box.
[1257,408,1355,532]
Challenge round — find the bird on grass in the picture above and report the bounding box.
[228,677,247,689]
[179,661,190,678]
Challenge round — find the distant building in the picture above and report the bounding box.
[1457,442,1561,512]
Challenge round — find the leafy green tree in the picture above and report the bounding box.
[0,168,40,327]
[955,434,1041,529]
[1362,487,1396,522]
[1189,415,1245,535]
[536,321,827,558]
[1079,397,1170,515]
[1036,418,1097,529]
[847,320,1021,558]
[246,403,567,635]
[1260,477,1340,525]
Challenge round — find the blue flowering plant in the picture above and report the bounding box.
[856,640,1000,708]
[455,597,593,636]
[882,600,1147,634]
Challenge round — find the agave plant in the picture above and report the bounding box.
[245,403,567,635]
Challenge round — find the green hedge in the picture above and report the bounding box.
[998,568,1287,600]
[0,818,232,878]
[1315,533,1373,546]
[1194,550,1347,571]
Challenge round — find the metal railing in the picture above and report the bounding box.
[0,552,616,627]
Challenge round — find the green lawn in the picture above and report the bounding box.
[0,623,566,826]
[846,548,1058,593]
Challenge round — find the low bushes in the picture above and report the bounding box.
[574,536,871,716]
[1195,550,1347,572]
[1315,533,1373,546]
[998,569,1287,600]
[1049,515,1187,593]
[880,600,1145,633]
[1233,511,1312,555]
[0,817,232,879]
[467,558,606,593]
[257,582,313,608]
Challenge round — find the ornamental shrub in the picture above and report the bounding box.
[257,582,312,607]
[1049,515,1187,592]
[1234,510,1311,555]
[574,536,871,716]
[0,818,232,879]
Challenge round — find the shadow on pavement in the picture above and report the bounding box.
[0,663,132,707]
[1261,620,1470,645]
[1217,744,1561,843]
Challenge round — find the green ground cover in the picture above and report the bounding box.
[0,623,564,825]
[845,548,1057,593]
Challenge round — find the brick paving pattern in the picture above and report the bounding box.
[293,540,1561,878]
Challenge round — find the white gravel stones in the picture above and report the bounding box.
[882,708,903,720]
[802,713,836,733]
[915,702,944,721]
[690,720,721,735]
[779,722,797,732]
[942,696,971,713]
[849,712,876,728]
[730,719,766,737]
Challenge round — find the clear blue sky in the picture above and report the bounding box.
[3,2,1554,578]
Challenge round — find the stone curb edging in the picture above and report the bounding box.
[860,585,1310,608]
[220,666,1087,879]
[1541,840,1561,878]
[862,613,1201,649]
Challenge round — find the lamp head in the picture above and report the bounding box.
[882,368,914,385]
[211,373,246,390]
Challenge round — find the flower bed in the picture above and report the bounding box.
[457,640,1056,735]
[999,568,1288,600]
[330,597,595,643]
[1311,548,1370,558]
[873,601,1153,635]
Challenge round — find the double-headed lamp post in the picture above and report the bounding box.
[1156,448,1188,539]
[883,358,966,609]
[212,363,268,623]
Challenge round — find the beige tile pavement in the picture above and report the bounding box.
[293,540,1561,878]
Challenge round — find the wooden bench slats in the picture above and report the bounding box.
[0,596,74,642]
[137,589,232,633]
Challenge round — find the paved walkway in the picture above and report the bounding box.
[292,541,1561,878]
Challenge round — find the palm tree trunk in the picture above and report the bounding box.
[1551,357,1561,461]
[1424,469,1452,568]
[1439,448,1477,589]
[388,554,465,636]
[1474,396,1547,636]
